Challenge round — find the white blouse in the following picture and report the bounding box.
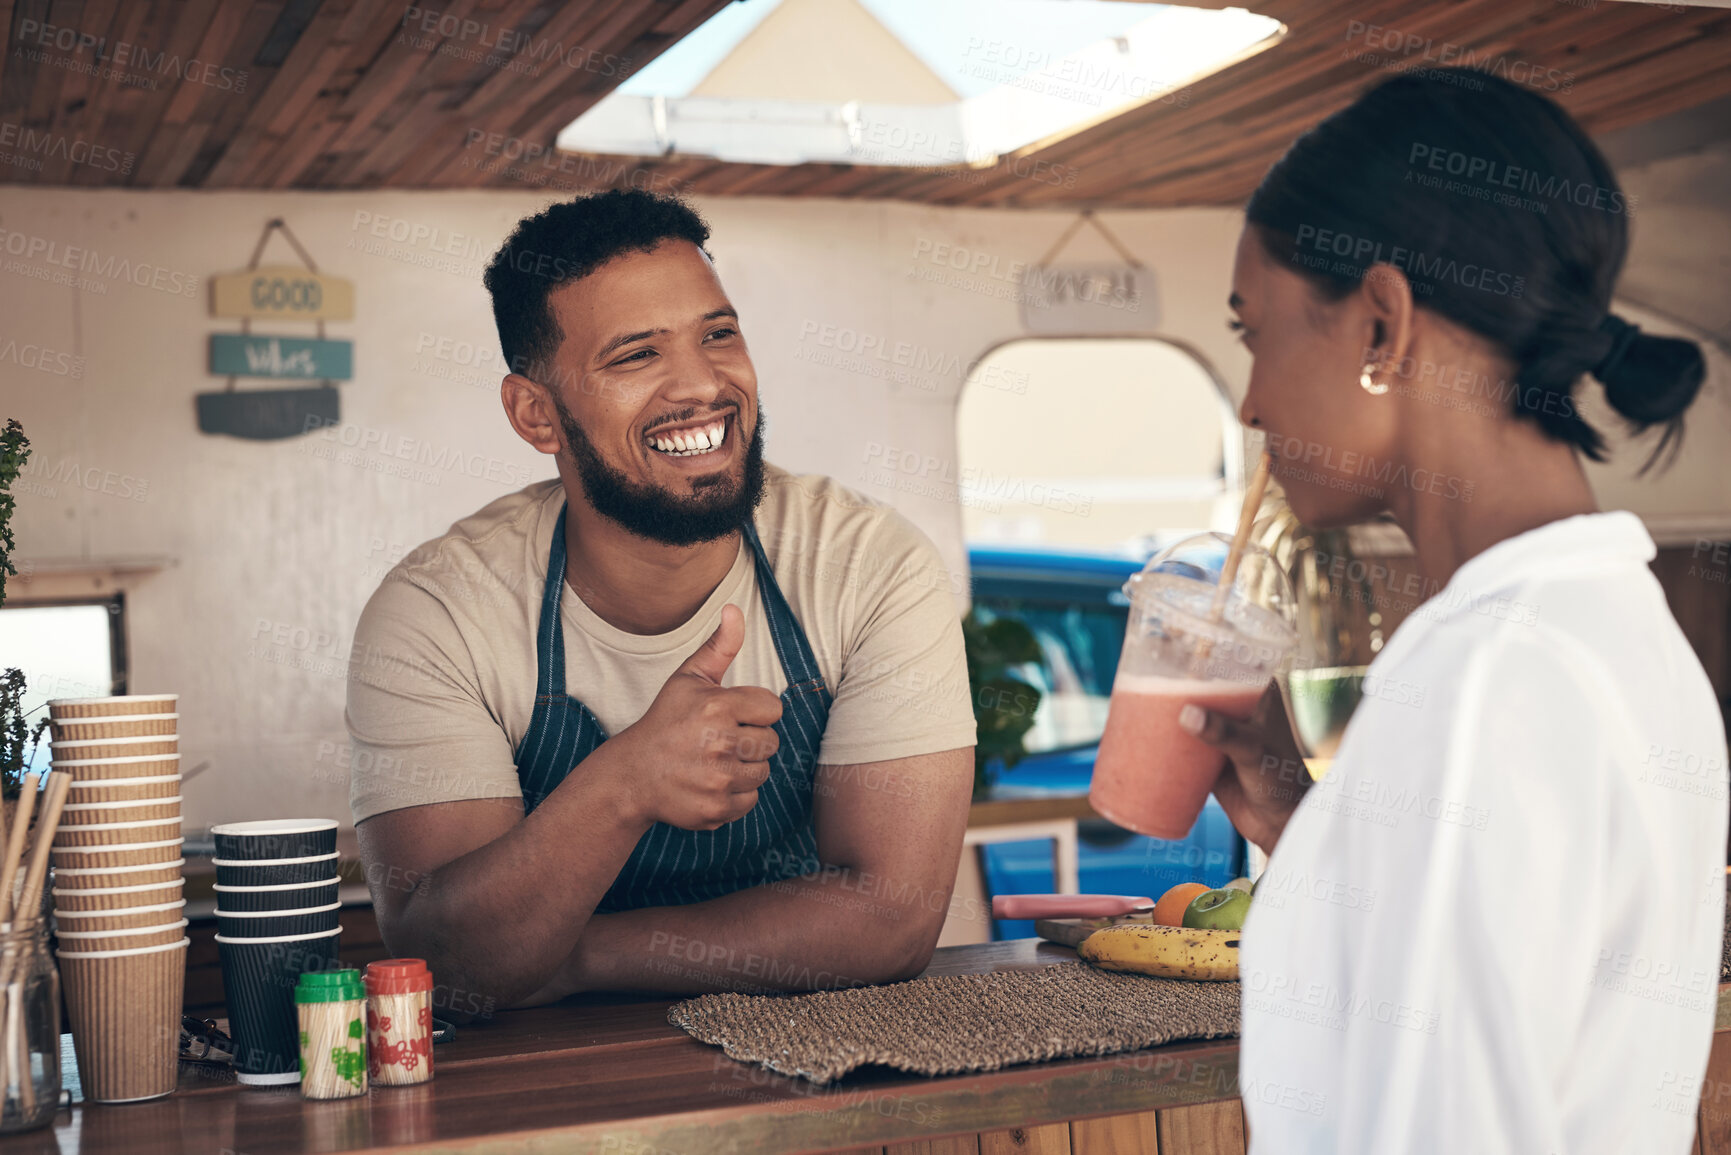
[1241,512,1728,1153]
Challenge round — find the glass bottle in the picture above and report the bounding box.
[0,920,61,1133]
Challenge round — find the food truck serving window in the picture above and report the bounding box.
[0,596,127,776]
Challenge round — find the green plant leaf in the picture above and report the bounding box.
[961,607,1044,800]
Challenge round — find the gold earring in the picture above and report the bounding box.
[1359,363,1388,396]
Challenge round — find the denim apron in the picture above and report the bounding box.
[514,504,831,911]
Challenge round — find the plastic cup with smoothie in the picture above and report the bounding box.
[1091,533,1297,840]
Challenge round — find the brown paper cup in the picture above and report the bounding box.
[55,918,188,952]
[51,714,177,742]
[66,776,182,803]
[60,798,182,827]
[54,818,182,847]
[52,754,180,781]
[48,695,178,719]
[57,937,188,1103]
[52,859,185,890]
[52,838,185,869]
[53,900,186,932]
[51,736,179,759]
[52,879,185,909]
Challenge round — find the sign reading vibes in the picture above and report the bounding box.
[209,335,352,381]
[210,266,355,320]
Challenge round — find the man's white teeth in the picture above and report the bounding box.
[649,419,728,457]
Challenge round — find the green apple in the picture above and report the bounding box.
[1225,877,1254,894]
[1183,886,1252,931]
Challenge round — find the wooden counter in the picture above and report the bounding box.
[18,939,1251,1155]
[10,941,1731,1154]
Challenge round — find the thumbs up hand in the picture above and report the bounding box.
[605,604,784,832]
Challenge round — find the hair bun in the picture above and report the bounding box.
[1594,314,1706,428]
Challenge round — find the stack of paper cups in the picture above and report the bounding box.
[211,820,342,1086]
[47,695,186,1104]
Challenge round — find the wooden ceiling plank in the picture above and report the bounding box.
[17,0,71,132]
[327,0,540,152]
[171,0,289,187]
[260,1,361,137]
[224,0,368,186]
[7,0,1731,210]
[158,0,246,126]
[400,0,720,191]
[323,0,612,187]
[31,0,132,186]
[83,0,212,186]
[265,110,345,188]
[99,0,227,186]
[0,0,18,97]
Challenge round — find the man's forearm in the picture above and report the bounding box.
[531,864,951,1001]
[376,745,651,1011]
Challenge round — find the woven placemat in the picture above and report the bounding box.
[666,961,1240,1085]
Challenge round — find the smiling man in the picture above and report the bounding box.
[345,190,977,1014]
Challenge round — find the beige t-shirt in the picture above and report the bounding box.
[345,463,976,823]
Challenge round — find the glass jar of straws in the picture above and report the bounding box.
[295,969,367,1100]
[0,921,60,1132]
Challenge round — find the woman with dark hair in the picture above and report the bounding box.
[1184,68,1725,1150]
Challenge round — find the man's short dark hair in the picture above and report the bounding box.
[483,189,711,382]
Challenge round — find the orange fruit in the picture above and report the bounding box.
[1152,882,1213,928]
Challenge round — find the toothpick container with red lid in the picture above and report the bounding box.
[363,959,433,1085]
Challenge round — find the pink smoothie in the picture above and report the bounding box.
[1090,674,1265,840]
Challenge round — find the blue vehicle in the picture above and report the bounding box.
[968,545,1248,939]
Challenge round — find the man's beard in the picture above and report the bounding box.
[554,398,766,547]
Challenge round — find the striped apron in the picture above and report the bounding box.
[514,504,832,911]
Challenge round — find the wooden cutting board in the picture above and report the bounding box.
[1035,914,1155,948]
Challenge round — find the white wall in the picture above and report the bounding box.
[4,187,1726,834]
[1,190,1249,833]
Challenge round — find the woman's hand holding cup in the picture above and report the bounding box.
[1178,681,1313,856]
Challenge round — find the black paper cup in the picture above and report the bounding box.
[216,928,342,1084]
[213,852,338,887]
[210,820,338,862]
[215,903,341,940]
[214,879,339,912]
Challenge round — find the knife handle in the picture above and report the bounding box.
[992,894,1154,920]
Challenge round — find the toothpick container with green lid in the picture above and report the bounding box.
[294,969,367,1099]
[364,959,434,1085]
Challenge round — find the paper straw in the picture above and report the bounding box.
[0,774,40,928]
[1190,450,1273,675]
[16,773,72,924]
[1208,449,1273,625]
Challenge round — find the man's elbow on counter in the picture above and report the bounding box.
[863,918,944,985]
[377,923,534,1021]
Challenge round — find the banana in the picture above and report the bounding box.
[1077,924,1241,981]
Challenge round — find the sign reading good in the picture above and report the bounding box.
[1017,263,1157,336]
[210,265,354,320]
[209,335,353,381]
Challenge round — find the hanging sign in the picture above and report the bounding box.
[1016,212,1157,336]
[210,265,354,320]
[209,335,353,380]
[195,385,340,441]
[200,219,350,440]
[1018,263,1157,335]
